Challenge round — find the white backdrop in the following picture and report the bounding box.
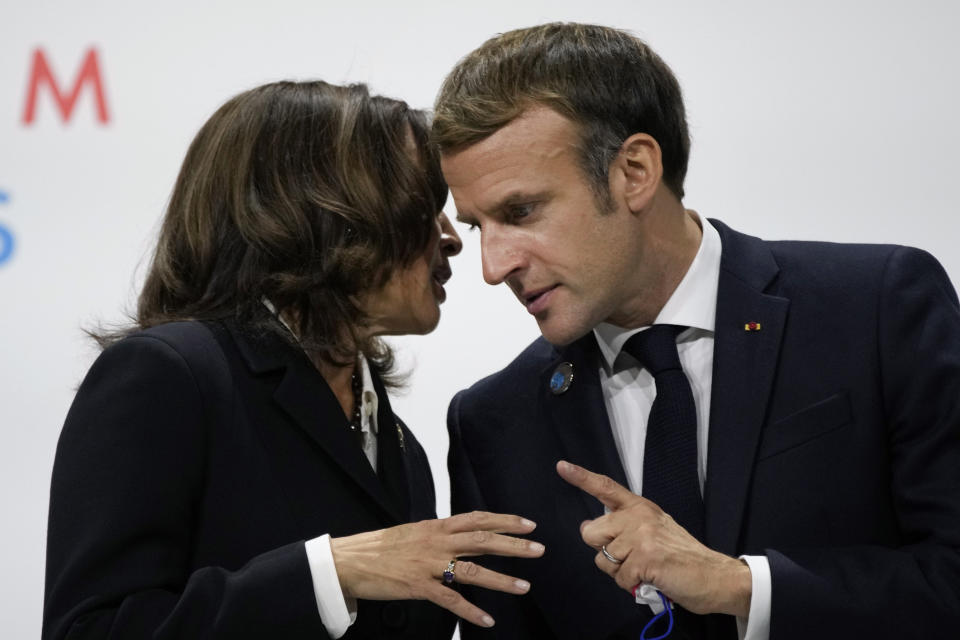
[2,1,959,636]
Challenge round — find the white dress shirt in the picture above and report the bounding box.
[593,213,771,640]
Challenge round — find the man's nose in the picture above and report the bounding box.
[480,225,523,286]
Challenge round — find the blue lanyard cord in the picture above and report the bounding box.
[640,591,674,640]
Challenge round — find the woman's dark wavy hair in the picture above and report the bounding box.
[95,80,447,378]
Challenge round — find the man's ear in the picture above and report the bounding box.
[610,133,663,213]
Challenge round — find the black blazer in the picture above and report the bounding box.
[44,320,455,639]
[447,220,960,639]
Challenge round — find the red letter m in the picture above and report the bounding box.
[22,47,110,125]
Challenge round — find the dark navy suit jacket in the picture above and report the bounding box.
[447,220,960,639]
[44,320,455,639]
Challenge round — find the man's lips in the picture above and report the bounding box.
[520,284,559,315]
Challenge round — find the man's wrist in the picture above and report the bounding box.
[716,556,753,617]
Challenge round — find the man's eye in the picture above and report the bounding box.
[509,203,535,221]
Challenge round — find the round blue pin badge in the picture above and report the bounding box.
[549,362,574,395]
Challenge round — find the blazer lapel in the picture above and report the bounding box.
[228,322,402,523]
[543,333,630,519]
[372,375,412,521]
[705,220,789,555]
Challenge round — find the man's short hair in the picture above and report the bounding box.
[433,22,690,200]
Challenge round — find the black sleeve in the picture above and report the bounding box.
[768,247,960,637]
[43,334,326,640]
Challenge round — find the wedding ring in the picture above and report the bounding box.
[601,544,623,564]
[442,559,457,585]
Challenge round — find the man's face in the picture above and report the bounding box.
[441,106,651,345]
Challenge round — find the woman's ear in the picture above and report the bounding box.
[610,133,664,213]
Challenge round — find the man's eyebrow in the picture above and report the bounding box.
[490,190,549,213]
[497,193,525,209]
[455,212,479,226]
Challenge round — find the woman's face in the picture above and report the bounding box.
[361,212,462,336]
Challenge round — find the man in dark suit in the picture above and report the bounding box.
[433,23,960,639]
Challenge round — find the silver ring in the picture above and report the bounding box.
[601,544,623,564]
[442,559,457,585]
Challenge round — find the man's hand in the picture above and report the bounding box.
[557,460,751,617]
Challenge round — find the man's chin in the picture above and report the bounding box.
[536,316,590,347]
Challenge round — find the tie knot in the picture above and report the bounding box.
[622,325,685,376]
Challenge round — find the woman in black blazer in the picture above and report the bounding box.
[43,81,543,640]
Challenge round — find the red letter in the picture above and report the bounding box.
[22,47,110,125]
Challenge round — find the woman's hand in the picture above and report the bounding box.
[329,511,544,628]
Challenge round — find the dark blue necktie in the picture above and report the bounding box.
[623,325,705,542]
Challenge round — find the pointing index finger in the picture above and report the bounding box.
[557,460,633,511]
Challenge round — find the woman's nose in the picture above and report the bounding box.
[438,212,462,257]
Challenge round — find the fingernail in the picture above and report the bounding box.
[558,460,571,473]
[529,541,545,553]
[521,518,536,528]
[514,579,530,591]
[482,615,495,627]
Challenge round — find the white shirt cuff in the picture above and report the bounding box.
[736,554,771,640]
[305,534,357,638]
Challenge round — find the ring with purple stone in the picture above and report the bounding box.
[442,559,457,585]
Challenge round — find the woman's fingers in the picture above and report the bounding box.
[445,559,531,595]
[422,559,535,628]
[443,511,537,535]
[449,529,545,558]
[440,512,544,559]
[330,513,543,617]
[421,581,496,629]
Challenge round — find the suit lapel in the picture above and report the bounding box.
[228,322,403,523]
[543,333,629,519]
[705,220,789,554]
[529,335,647,638]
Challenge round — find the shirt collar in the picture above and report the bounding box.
[358,356,379,435]
[593,212,721,370]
